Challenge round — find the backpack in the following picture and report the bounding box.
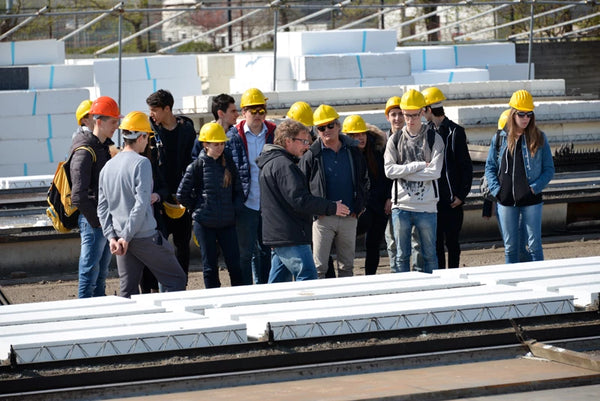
[46,146,96,233]
[479,130,501,201]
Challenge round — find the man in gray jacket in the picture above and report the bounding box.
[97,111,186,298]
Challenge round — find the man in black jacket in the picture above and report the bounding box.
[146,89,196,279]
[257,120,350,283]
[422,87,473,269]
[299,105,369,279]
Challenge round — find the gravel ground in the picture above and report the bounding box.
[2,235,599,304]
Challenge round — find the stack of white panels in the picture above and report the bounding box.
[0,39,65,66]
[92,55,202,113]
[278,29,398,57]
[27,64,94,89]
[412,68,490,85]
[228,52,295,93]
[0,88,90,177]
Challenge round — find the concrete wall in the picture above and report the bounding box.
[516,41,600,97]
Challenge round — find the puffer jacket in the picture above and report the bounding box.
[69,130,113,228]
[226,120,276,200]
[298,133,369,215]
[176,150,243,228]
[257,144,337,247]
[484,130,554,202]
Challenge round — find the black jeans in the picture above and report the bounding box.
[357,208,389,275]
[436,204,464,269]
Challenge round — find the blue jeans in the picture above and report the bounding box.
[391,209,438,274]
[236,205,271,285]
[269,245,318,283]
[497,203,544,263]
[77,214,111,298]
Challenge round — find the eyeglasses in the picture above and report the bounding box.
[516,111,534,118]
[292,138,310,145]
[402,112,421,120]
[246,108,266,116]
[316,122,336,132]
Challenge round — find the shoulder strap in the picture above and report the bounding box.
[71,146,96,163]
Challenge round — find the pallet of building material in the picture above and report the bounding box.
[0,162,58,177]
[28,64,94,89]
[292,52,411,81]
[278,29,397,57]
[487,63,534,81]
[93,54,200,84]
[294,75,415,91]
[412,68,490,85]
[0,39,65,66]
[0,114,75,140]
[0,137,71,165]
[0,88,90,118]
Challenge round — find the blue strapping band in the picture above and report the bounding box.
[11,42,15,65]
[361,30,367,52]
[23,163,28,176]
[32,91,37,115]
[47,137,54,163]
[47,114,53,139]
[356,55,364,87]
[144,58,151,80]
[49,65,55,89]
[153,78,157,92]
[454,46,458,66]
[422,49,427,70]
[448,71,454,82]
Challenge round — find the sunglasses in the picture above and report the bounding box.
[316,122,336,132]
[516,111,534,118]
[246,108,266,116]
[292,138,310,145]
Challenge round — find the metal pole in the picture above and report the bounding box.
[228,0,232,48]
[118,8,123,147]
[528,3,534,80]
[0,6,47,41]
[272,6,278,92]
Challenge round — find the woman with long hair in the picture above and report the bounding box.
[484,90,555,263]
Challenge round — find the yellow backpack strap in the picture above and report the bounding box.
[73,146,97,163]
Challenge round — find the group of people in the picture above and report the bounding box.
[67,85,554,299]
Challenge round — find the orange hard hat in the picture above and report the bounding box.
[89,96,122,119]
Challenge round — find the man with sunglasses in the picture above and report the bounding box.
[257,120,350,283]
[299,104,369,279]
[422,87,473,269]
[384,90,444,274]
[227,88,276,285]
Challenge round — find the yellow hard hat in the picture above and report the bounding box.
[385,96,402,116]
[508,89,534,112]
[119,111,153,133]
[287,101,314,127]
[240,88,268,108]
[342,115,367,134]
[162,201,186,219]
[497,108,511,130]
[400,89,426,111]
[313,104,340,126]
[422,87,446,107]
[75,99,93,125]
[198,122,227,143]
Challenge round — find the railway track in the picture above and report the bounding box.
[1,311,599,400]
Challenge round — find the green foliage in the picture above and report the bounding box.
[175,41,217,53]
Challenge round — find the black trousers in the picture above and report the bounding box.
[436,204,464,269]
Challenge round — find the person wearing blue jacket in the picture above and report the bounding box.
[484,90,555,264]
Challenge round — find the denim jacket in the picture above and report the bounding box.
[484,130,554,198]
